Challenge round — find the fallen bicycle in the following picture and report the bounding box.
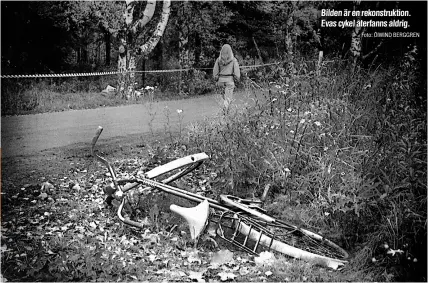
[91,126,349,269]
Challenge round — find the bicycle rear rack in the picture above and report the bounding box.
[213,211,287,255]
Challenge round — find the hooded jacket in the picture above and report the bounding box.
[213,44,241,83]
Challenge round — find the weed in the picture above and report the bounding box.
[144,86,158,137]
[184,54,426,281]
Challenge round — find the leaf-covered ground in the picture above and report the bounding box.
[1,133,373,282]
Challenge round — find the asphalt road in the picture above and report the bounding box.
[1,92,260,158]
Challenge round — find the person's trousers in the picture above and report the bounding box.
[216,80,235,111]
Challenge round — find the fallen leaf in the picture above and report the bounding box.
[1,245,8,253]
[238,256,249,263]
[178,271,187,277]
[155,269,165,275]
[255,251,276,267]
[387,249,404,256]
[210,249,234,267]
[41,182,54,192]
[89,222,97,229]
[148,254,157,262]
[188,250,202,265]
[218,272,237,281]
[39,193,48,200]
[239,266,250,276]
[189,271,205,282]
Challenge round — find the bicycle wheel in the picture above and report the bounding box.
[218,195,349,269]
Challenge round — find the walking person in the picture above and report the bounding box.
[213,44,241,114]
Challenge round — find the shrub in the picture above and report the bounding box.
[184,53,426,281]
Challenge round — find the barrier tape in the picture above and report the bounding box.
[0,62,283,79]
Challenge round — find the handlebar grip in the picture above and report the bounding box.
[91,126,104,153]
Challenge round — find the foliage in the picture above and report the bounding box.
[1,77,164,116]
[184,50,426,281]
[2,1,426,101]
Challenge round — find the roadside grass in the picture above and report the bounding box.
[1,80,211,116]
[182,55,426,281]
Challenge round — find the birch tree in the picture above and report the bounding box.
[176,0,192,95]
[118,0,171,99]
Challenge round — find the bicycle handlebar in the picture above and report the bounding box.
[91,126,104,156]
[91,126,120,190]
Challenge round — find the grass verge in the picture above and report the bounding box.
[1,80,208,116]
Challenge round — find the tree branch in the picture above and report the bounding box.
[124,0,135,26]
[362,40,385,61]
[138,0,171,57]
[132,0,156,32]
[252,36,263,63]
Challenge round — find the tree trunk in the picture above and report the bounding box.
[285,2,297,56]
[350,1,362,71]
[142,58,146,87]
[82,45,88,64]
[350,25,362,69]
[104,31,111,66]
[194,33,201,67]
[313,28,323,75]
[117,0,171,99]
[77,48,81,64]
[138,0,171,56]
[178,30,189,95]
[178,1,191,95]
[252,36,263,64]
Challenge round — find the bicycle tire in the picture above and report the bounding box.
[218,195,349,269]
